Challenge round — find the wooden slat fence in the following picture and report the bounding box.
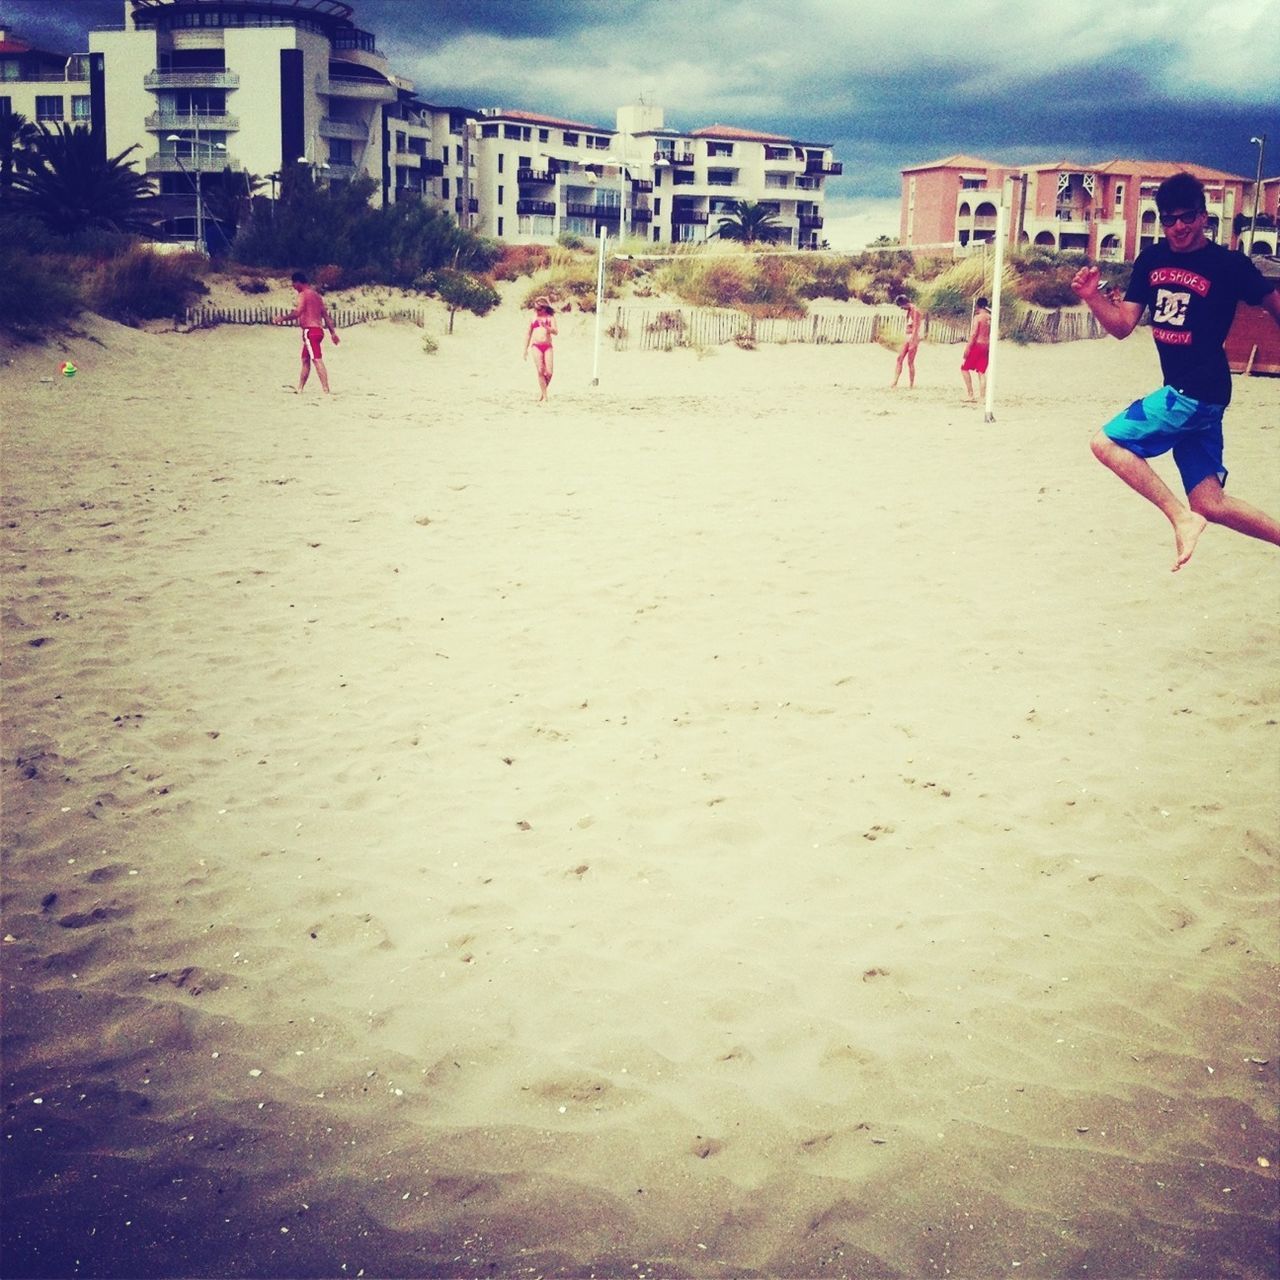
[183,305,425,328]
[612,305,1103,351]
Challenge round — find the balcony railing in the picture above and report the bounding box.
[454,196,479,214]
[517,167,552,185]
[320,117,368,141]
[805,159,842,176]
[630,206,653,223]
[517,199,555,216]
[630,178,653,193]
[144,69,239,90]
[798,213,823,229]
[146,112,238,133]
[393,150,422,167]
[671,209,709,224]
[318,73,396,102]
[656,150,695,166]
[145,154,235,174]
[565,201,619,219]
[11,69,90,83]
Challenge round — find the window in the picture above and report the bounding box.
[0,59,20,81]
[72,96,92,121]
[0,97,11,117]
[442,178,450,197]
[707,142,734,157]
[562,132,578,147]
[497,185,504,205]
[538,129,548,142]
[481,123,498,138]
[497,217,503,236]
[497,153,504,173]
[329,139,353,164]
[1114,182,1124,212]
[36,96,64,121]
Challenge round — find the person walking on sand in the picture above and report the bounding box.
[523,296,557,401]
[961,296,991,402]
[273,272,339,394]
[890,293,922,388]
[1072,171,1280,572]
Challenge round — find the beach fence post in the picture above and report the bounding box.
[591,226,608,386]
[984,200,1009,423]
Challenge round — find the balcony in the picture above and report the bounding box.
[671,209,709,225]
[798,213,824,229]
[630,206,653,223]
[565,201,619,219]
[454,196,479,214]
[325,162,359,181]
[320,117,369,141]
[145,153,233,174]
[423,158,444,177]
[318,72,396,102]
[393,150,422,168]
[518,199,555,216]
[630,177,653,193]
[805,159,842,176]
[517,167,553,185]
[145,112,238,134]
[657,150,695,166]
[145,69,239,90]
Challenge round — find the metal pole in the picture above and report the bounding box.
[591,225,608,386]
[1247,134,1266,256]
[983,202,1008,424]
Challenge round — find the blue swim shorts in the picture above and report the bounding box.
[1101,386,1227,494]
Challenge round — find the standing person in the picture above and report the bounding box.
[890,293,922,388]
[1072,171,1280,571]
[960,296,991,402]
[273,272,339,394]
[523,296,557,401]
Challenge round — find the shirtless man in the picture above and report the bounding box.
[1072,171,1280,571]
[961,296,991,402]
[890,294,922,388]
[274,272,339,394]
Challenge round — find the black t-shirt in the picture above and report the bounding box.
[1124,240,1275,406]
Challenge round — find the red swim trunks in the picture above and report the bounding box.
[961,341,989,373]
[301,327,325,360]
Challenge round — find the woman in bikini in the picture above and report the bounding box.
[523,297,558,401]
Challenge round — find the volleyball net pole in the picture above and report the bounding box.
[591,225,608,386]
[983,202,1008,423]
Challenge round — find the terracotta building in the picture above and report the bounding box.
[900,154,1270,262]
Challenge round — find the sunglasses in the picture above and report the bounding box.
[1159,210,1202,227]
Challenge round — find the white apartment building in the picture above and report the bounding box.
[86,0,460,243]
[471,101,839,247]
[7,1,840,251]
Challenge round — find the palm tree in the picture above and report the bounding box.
[713,200,783,245]
[0,111,39,206]
[200,167,264,251]
[13,122,157,236]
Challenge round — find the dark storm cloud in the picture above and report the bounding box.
[5,0,1276,202]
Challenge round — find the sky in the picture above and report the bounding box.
[4,0,1278,248]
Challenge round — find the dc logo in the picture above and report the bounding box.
[1152,289,1189,327]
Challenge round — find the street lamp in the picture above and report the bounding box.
[166,131,225,252]
[1247,134,1266,257]
[603,150,628,239]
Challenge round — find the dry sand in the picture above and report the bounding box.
[2,286,1278,1279]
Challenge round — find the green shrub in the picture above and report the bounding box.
[80,246,208,325]
[0,245,81,337]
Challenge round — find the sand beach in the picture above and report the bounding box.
[2,286,1278,1279]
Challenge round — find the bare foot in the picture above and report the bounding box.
[1171,511,1208,571]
